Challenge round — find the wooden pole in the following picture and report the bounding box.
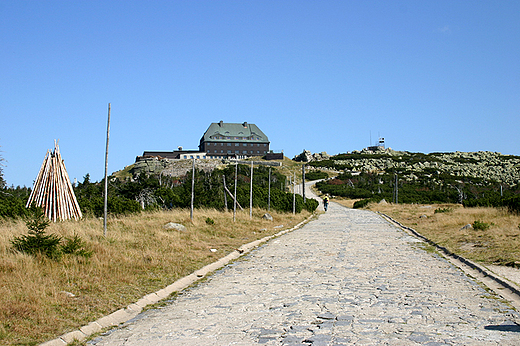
[233,162,237,222]
[222,175,228,212]
[293,172,296,215]
[104,103,111,236]
[302,164,306,202]
[268,167,271,212]
[224,184,243,210]
[249,161,253,220]
[190,158,195,221]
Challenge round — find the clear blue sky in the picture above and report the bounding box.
[1,1,519,187]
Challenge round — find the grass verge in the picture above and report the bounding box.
[352,201,520,266]
[0,208,311,345]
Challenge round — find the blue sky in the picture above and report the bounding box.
[1,1,519,187]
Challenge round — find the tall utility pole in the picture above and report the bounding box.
[190,158,195,221]
[393,173,398,204]
[233,162,237,222]
[268,167,271,212]
[222,175,228,212]
[292,172,296,215]
[103,103,111,237]
[302,164,306,202]
[249,161,253,220]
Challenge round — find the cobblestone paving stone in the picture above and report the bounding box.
[90,203,520,345]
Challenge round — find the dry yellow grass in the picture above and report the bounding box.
[0,208,311,345]
[360,202,520,266]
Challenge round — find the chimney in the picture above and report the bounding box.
[219,120,223,127]
[243,122,248,128]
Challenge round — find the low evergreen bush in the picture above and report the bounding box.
[11,208,61,260]
[472,220,492,231]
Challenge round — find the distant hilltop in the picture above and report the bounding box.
[293,149,520,186]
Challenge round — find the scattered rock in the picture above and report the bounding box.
[163,222,187,232]
[60,291,76,298]
[378,199,387,204]
[419,215,427,219]
[210,249,217,253]
[262,213,273,221]
[460,224,473,231]
[317,312,335,320]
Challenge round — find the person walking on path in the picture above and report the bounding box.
[323,196,329,211]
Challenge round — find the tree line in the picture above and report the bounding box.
[0,163,318,219]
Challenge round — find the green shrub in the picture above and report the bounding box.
[434,207,453,213]
[0,186,30,218]
[305,171,328,181]
[11,208,62,260]
[304,198,319,212]
[205,217,215,225]
[353,198,371,209]
[472,220,492,231]
[11,208,92,260]
[61,233,92,258]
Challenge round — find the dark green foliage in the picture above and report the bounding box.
[61,233,92,258]
[353,198,378,209]
[304,171,328,181]
[73,164,316,217]
[472,220,492,231]
[75,174,143,217]
[304,198,319,212]
[11,207,62,259]
[501,195,520,214]
[11,208,92,260]
[0,185,31,218]
[434,207,453,213]
[312,152,520,209]
[205,217,215,225]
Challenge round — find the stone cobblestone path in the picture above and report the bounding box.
[90,202,520,345]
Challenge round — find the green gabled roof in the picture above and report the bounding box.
[201,121,269,143]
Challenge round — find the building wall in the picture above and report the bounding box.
[203,141,269,156]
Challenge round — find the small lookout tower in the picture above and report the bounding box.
[367,137,385,152]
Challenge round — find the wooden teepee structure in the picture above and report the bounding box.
[26,140,82,222]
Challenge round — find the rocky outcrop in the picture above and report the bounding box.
[332,151,520,186]
[293,150,331,162]
[128,158,224,179]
